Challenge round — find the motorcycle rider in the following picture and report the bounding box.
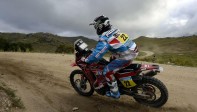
[83,15,138,99]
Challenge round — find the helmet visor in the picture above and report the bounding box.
[89,22,99,29]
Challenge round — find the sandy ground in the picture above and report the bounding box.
[0,52,197,112]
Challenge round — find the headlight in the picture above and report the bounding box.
[74,39,88,52]
[79,42,88,50]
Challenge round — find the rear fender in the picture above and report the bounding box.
[141,64,163,72]
[141,64,163,77]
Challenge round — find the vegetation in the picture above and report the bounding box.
[133,35,197,54]
[137,51,147,57]
[55,44,74,53]
[0,38,33,52]
[0,82,24,109]
[0,32,197,67]
[133,35,197,67]
[0,32,97,53]
[137,53,197,67]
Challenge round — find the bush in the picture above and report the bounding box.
[0,38,33,52]
[55,44,74,53]
[0,82,24,109]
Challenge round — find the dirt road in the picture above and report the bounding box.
[0,52,197,112]
[140,51,154,58]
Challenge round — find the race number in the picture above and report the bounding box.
[116,33,129,43]
[121,80,136,88]
[124,81,131,87]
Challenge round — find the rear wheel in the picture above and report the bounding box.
[70,70,94,96]
[133,76,168,107]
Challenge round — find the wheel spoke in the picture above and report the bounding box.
[73,73,92,93]
[133,76,168,107]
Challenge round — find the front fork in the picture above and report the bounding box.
[79,75,88,90]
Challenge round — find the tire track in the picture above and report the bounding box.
[0,59,71,112]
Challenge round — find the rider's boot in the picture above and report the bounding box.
[106,80,120,99]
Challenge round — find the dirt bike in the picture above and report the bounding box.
[70,39,168,107]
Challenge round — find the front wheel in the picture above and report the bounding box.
[70,70,94,96]
[133,76,168,107]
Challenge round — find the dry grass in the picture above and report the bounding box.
[0,82,24,111]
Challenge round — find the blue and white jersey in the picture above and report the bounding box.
[85,28,138,64]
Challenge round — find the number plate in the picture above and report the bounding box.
[119,76,136,88]
[117,33,129,43]
[121,80,136,88]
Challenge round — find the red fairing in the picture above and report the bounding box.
[115,71,138,79]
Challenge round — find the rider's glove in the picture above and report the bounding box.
[109,55,116,62]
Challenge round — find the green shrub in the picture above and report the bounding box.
[0,38,33,52]
[0,83,24,109]
[55,44,74,53]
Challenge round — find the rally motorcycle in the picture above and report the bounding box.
[70,39,168,107]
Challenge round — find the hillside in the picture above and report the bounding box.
[133,35,197,67]
[0,32,97,53]
[133,36,197,54]
[0,32,197,66]
[0,32,196,54]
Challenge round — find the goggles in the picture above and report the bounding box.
[89,21,100,29]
